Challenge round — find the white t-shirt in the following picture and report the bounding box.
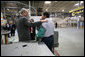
[42,18,55,37]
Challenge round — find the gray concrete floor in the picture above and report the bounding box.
[2,27,84,56]
[54,27,84,56]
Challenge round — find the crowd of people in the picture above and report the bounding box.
[1,20,16,38]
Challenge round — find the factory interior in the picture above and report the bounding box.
[1,1,84,56]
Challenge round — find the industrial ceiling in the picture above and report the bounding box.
[1,1,84,16]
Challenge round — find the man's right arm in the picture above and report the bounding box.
[23,18,42,27]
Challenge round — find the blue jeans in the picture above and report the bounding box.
[42,35,54,53]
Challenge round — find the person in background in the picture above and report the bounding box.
[9,21,16,36]
[55,22,57,28]
[6,22,11,38]
[16,8,47,42]
[2,23,8,30]
[41,12,55,53]
[1,21,11,38]
[30,19,36,40]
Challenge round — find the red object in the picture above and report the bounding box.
[54,49,60,56]
[6,35,8,44]
[31,27,33,33]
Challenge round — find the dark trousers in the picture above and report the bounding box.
[11,32,15,36]
[11,30,15,36]
[31,33,35,40]
[42,35,54,53]
[8,34,10,38]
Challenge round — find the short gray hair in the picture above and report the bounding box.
[19,8,29,15]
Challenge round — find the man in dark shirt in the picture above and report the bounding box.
[16,8,47,42]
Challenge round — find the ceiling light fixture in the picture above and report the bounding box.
[74,1,84,6]
[46,9,48,11]
[78,15,81,18]
[74,3,79,6]
[62,10,64,12]
[7,9,9,11]
[45,1,51,4]
[80,1,83,4]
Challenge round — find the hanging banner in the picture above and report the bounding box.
[69,6,84,16]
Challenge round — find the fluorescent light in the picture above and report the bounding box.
[45,1,51,4]
[80,1,83,4]
[46,9,48,11]
[7,9,9,10]
[62,10,64,12]
[74,1,83,6]
[74,3,79,6]
[78,15,81,17]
